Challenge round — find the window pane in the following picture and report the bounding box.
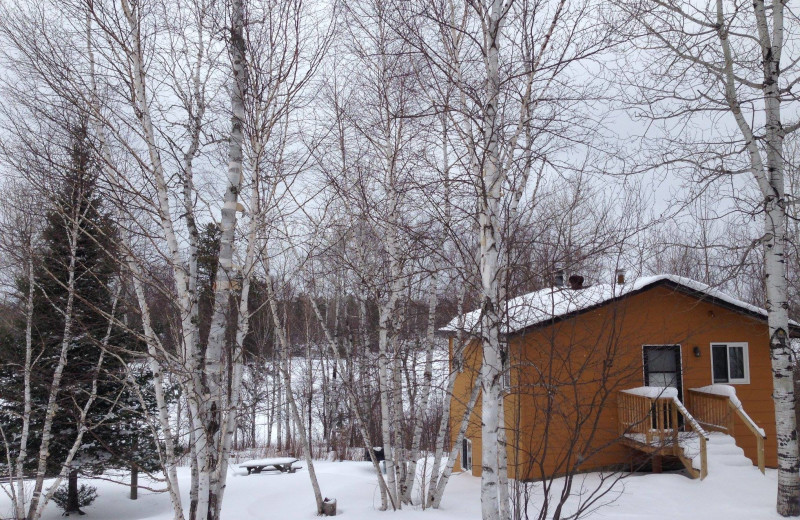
[712,345,729,383]
[649,372,678,389]
[647,348,677,372]
[729,346,745,380]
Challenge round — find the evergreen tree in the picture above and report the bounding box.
[0,122,159,514]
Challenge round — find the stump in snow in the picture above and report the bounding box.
[322,498,337,516]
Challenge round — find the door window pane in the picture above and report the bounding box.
[648,349,677,372]
[649,372,678,388]
[712,345,729,383]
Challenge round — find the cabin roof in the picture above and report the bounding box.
[441,274,800,337]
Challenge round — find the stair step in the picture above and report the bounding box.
[709,446,744,456]
[714,457,752,467]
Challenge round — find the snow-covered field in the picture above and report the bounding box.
[1,433,785,520]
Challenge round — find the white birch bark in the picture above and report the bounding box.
[624,1,800,514]
[26,206,82,520]
[401,279,438,504]
[497,393,510,520]
[712,1,798,513]
[111,9,210,513]
[213,141,261,518]
[378,294,400,508]
[12,256,35,519]
[391,337,406,508]
[431,375,482,509]
[201,0,245,512]
[85,15,185,513]
[125,255,186,520]
[425,364,459,508]
[747,3,800,514]
[478,1,505,518]
[264,269,326,514]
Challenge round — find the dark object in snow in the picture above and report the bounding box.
[239,457,300,474]
[322,497,337,516]
[52,482,97,516]
[364,447,385,462]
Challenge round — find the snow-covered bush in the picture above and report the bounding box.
[52,484,98,514]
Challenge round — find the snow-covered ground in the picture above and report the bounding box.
[1,433,784,519]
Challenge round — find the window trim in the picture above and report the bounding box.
[710,342,750,384]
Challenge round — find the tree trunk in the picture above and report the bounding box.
[431,376,482,509]
[478,1,505,519]
[13,256,34,520]
[402,283,438,504]
[130,465,139,501]
[27,219,80,520]
[65,469,82,516]
[265,271,326,515]
[378,305,398,509]
[713,1,800,513]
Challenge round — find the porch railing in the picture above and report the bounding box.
[688,387,766,474]
[618,388,708,479]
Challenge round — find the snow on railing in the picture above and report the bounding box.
[621,386,678,399]
[692,385,765,437]
[671,397,708,440]
[689,385,766,474]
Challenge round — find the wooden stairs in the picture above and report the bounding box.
[618,386,766,480]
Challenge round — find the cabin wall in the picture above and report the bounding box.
[449,284,777,480]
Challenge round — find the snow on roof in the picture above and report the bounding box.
[441,274,792,336]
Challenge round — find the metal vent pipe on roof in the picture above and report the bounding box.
[554,269,565,287]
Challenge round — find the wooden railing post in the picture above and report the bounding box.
[699,435,708,480]
[670,400,679,431]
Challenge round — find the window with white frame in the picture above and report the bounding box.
[501,365,511,391]
[711,342,749,384]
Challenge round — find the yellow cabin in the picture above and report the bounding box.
[444,274,796,481]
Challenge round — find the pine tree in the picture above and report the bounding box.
[0,122,160,514]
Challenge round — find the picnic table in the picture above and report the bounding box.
[239,457,301,475]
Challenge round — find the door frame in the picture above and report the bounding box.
[641,344,684,402]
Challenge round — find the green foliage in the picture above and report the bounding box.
[52,483,98,512]
[0,121,161,483]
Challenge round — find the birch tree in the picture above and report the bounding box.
[314,1,437,506]
[399,0,620,516]
[0,0,331,517]
[620,1,800,514]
